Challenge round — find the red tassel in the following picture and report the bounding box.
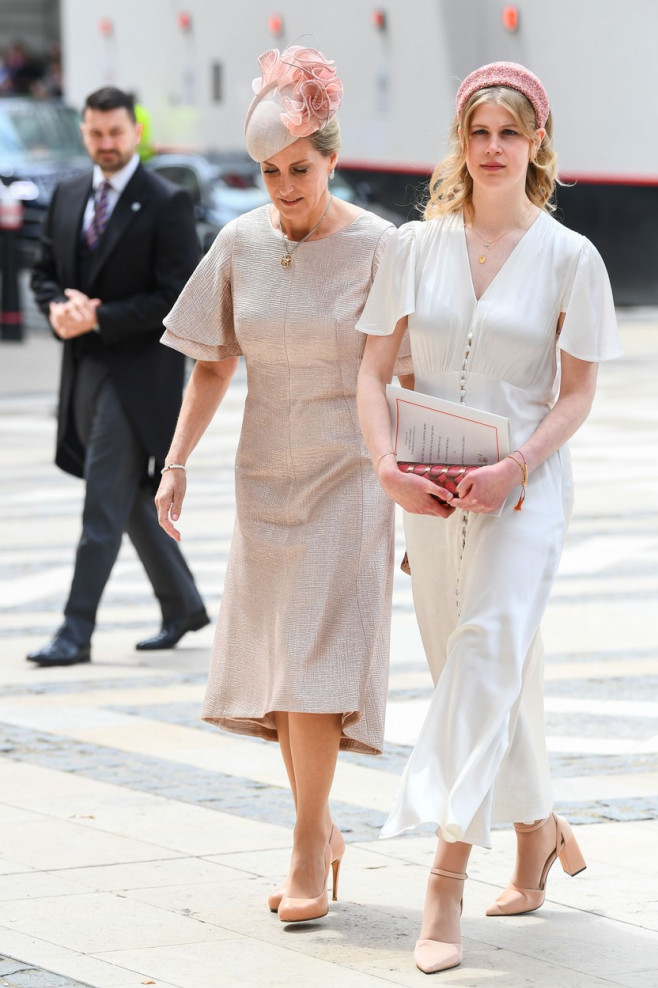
[514,488,526,511]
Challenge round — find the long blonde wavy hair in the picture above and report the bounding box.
[424,87,558,219]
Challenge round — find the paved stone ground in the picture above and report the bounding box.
[0,311,656,987]
[0,954,92,987]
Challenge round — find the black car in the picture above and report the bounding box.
[0,97,89,266]
[146,152,271,252]
[146,151,406,252]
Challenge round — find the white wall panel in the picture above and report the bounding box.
[59,0,658,178]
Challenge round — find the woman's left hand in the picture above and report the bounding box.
[454,457,523,514]
[155,468,187,541]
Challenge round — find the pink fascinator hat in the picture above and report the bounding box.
[456,61,549,128]
[245,45,343,162]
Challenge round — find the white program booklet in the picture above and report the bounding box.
[386,384,512,466]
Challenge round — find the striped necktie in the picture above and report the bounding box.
[85,180,112,250]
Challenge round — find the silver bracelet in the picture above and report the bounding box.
[376,451,396,466]
[161,463,187,475]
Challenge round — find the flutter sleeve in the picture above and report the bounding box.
[558,238,621,362]
[367,223,414,377]
[357,222,418,337]
[161,221,242,361]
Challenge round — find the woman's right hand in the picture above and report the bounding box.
[155,468,188,542]
[377,459,456,517]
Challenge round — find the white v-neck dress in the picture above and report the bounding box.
[357,211,621,846]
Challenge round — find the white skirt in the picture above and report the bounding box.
[382,451,572,848]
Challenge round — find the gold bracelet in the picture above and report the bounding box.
[376,451,396,467]
[506,452,525,477]
[506,452,528,511]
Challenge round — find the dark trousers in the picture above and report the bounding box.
[62,358,204,645]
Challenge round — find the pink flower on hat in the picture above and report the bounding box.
[252,45,343,138]
[252,48,299,95]
[281,75,343,137]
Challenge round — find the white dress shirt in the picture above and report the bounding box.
[82,152,140,236]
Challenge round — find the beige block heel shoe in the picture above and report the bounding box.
[486,813,586,917]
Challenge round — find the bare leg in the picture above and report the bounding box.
[420,836,472,944]
[274,712,298,808]
[413,835,472,972]
[267,714,298,908]
[510,816,556,889]
[269,712,339,913]
[274,711,335,824]
[285,712,342,898]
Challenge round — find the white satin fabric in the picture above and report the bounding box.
[357,211,620,846]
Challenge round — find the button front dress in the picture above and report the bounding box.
[357,211,621,844]
[162,206,409,755]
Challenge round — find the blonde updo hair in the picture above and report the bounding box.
[424,87,558,219]
[308,117,341,157]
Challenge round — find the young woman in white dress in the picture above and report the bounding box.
[357,62,620,973]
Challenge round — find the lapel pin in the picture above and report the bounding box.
[131,202,142,212]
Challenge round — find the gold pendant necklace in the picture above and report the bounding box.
[473,225,510,264]
[278,196,332,268]
[469,210,529,264]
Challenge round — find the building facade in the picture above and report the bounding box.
[35,0,658,302]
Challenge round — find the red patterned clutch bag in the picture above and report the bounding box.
[397,463,481,576]
[396,462,480,497]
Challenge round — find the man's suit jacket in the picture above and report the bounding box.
[31,164,200,481]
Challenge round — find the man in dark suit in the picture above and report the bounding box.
[28,86,209,666]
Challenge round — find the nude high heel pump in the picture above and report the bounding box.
[268,825,345,912]
[267,881,286,913]
[327,824,345,901]
[278,844,331,923]
[414,868,467,975]
[486,813,586,916]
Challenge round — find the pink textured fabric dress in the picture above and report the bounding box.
[163,205,408,754]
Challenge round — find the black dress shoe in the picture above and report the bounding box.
[135,609,210,651]
[27,635,91,667]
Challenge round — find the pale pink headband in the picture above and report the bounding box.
[455,61,549,128]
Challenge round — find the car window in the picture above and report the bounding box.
[218,169,260,190]
[0,103,84,156]
[0,114,22,152]
[150,164,202,202]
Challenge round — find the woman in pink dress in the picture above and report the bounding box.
[155,46,410,924]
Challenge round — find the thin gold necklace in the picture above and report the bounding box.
[468,210,529,264]
[278,196,333,269]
